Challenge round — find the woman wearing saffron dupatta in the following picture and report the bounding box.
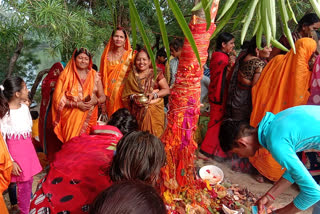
[122,48,170,137]
[249,38,317,182]
[52,48,106,143]
[199,32,235,160]
[100,27,134,118]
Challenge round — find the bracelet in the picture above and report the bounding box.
[266,192,275,200]
[70,101,73,108]
[153,92,159,99]
[76,102,78,108]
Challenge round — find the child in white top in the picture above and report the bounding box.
[0,77,42,214]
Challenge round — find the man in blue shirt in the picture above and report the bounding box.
[219,105,320,214]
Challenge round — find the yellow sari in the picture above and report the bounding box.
[0,132,12,214]
[249,38,317,181]
[52,50,99,143]
[122,68,165,137]
[100,33,133,118]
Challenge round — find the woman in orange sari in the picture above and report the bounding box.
[0,133,12,214]
[250,38,317,181]
[0,92,12,214]
[100,27,133,118]
[52,48,106,143]
[122,48,170,137]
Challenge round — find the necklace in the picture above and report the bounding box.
[108,48,125,61]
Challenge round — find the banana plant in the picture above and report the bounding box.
[196,0,320,53]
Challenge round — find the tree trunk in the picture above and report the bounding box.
[29,68,50,101]
[7,35,24,78]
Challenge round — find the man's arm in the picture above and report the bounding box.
[269,142,320,211]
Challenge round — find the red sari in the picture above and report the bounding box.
[30,126,122,213]
[39,62,65,162]
[200,51,230,157]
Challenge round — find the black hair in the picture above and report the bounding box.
[74,47,92,60]
[169,38,184,51]
[111,27,127,40]
[219,119,255,152]
[0,76,24,118]
[156,47,167,58]
[297,13,320,32]
[30,111,39,120]
[107,108,138,135]
[109,131,166,184]
[216,32,234,50]
[90,180,167,214]
[241,36,267,57]
[92,64,98,71]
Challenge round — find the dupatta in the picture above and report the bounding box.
[100,32,133,117]
[52,50,98,143]
[249,38,316,181]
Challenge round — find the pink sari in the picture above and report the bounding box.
[307,55,320,105]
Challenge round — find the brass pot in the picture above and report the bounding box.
[135,94,148,105]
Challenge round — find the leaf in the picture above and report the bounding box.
[167,0,201,66]
[129,0,157,77]
[210,0,239,40]
[286,0,297,24]
[191,1,203,12]
[271,38,289,52]
[231,0,252,31]
[217,0,235,21]
[240,0,259,44]
[129,4,137,50]
[153,0,170,61]
[309,0,320,19]
[201,0,211,30]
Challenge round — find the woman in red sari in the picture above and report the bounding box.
[199,32,235,159]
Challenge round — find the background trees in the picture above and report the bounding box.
[0,0,318,101]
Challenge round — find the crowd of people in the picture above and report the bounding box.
[0,11,319,214]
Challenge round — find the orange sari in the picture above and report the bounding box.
[249,38,317,181]
[100,34,133,118]
[0,132,12,214]
[52,51,100,143]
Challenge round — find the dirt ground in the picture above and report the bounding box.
[3,156,315,214]
[195,155,315,214]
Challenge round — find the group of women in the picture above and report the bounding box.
[47,27,170,160]
[201,13,320,183]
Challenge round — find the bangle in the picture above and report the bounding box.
[70,101,73,108]
[266,192,275,200]
[76,102,78,108]
[153,92,159,99]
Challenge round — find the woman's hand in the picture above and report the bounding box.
[86,95,98,107]
[100,103,107,114]
[12,161,22,176]
[257,194,274,213]
[77,101,92,111]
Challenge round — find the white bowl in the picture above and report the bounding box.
[199,165,224,185]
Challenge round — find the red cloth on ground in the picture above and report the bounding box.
[39,62,64,162]
[30,126,122,213]
[200,51,229,157]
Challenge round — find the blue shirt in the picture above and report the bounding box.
[258,105,320,210]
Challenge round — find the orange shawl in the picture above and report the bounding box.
[100,33,133,118]
[52,50,99,143]
[0,132,12,214]
[249,38,316,181]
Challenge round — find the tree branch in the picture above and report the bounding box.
[7,35,24,78]
[29,68,50,101]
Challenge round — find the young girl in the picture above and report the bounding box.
[0,77,42,214]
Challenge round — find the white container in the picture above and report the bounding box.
[199,165,224,185]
